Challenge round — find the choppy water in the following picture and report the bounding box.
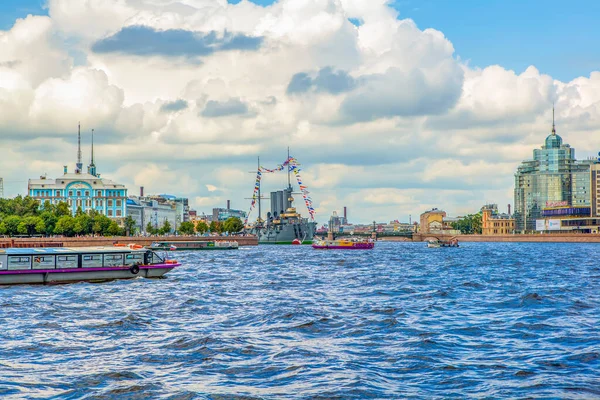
[1,242,599,399]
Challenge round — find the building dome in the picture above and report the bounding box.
[545,132,562,149]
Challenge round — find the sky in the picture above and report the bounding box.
[1,0,599,224]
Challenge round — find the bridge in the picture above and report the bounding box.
[334,231,459,242]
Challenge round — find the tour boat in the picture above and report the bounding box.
[0,245,180,285]
[426,238,459,248]
[149,240,239,251]
[312,238,375,250]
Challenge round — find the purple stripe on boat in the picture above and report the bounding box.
[0,263,181,275]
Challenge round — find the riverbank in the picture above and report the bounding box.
[381,233,600,243]
[0,235,258,248]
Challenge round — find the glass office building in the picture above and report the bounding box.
[514,117,595,231]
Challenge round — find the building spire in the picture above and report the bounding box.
[76,122,83,173]
[88,128,97,177]
[91,128,95,165]
[552,103,556,135]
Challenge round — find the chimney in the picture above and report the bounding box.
[343,206,347,220]
[140,186,144,197]
[227,200,230,210]
[508,204,511,216]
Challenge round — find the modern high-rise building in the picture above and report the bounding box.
[514,110,595,231]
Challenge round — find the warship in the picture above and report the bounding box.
[246,155,317,244]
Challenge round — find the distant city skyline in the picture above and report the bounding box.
[1,0,600,224]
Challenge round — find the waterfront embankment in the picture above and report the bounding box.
[382,233,600,243]
[0,236,258,248]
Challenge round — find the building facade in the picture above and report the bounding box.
[514,111,596,231]
[28,126,127,217]
[481,204,515,235]
[212,207,246,222]
[126,197,177,234]
[419,208,446,233]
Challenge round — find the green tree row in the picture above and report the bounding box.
[0,196,124,237]
[451,213,483,234]
[0,196,246,237]
[163,217,244,236]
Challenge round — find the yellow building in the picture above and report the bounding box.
[481,204,515,235]
[419,208,446,233]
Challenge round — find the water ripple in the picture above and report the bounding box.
[0,242,599,398]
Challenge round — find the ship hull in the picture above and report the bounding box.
[252,221,317,245]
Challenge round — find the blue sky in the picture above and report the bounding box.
[1,0,597,82]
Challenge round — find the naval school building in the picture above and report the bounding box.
[27,126,128,218]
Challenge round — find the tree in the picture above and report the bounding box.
[124,216,136,236]
[93,214,112,236]
[56,202,71,217]
[196,221,209,234]
[107,221,123,236]
[451,213,483,235]
[40,211,58,236]
[73,214,92,236]
[178,221,195,235]
[159,220,172,235]
[146,222,156,235]
[54,215,75,236]
[209,221,222,234]
[223,217,244,234]
[4,216,22,236]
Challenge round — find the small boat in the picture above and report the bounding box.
[312,238,375,250]
[0,245,180,285]
[149,240,239,251]
[426,238,459,248]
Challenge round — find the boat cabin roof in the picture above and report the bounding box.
[0,247,148,255]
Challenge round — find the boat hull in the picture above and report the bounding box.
[0,264,179,285]
[151,246,237,251]
[312,243,375,250]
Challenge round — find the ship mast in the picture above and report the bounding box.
[257,156,261,223]
[287,147,291,189]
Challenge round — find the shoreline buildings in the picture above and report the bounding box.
[481,204,515,235]
[514,109,598,232]
[28,126,127,218]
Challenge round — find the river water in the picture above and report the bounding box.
[0,242,599,399]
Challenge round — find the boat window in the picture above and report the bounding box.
[103,254,123,267]
[82,254,102,268]
[8,256,31,270]
[57,255,78,268]
[149,251,164,263]
[124,253,144,266]
[33,255,55,269]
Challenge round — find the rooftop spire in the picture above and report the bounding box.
[91,128,95,166]
[76,122,83,173]
[552,104,556,135]
[88,128,97,177]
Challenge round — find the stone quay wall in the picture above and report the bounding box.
[381,233,600,243]
[0,236,259,248]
